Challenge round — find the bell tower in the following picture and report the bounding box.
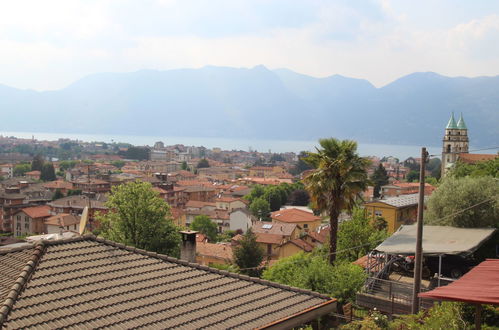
[441,113,469,175]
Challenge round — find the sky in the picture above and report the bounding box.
[1,0,499,90]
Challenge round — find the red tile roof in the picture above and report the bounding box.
[287,238,314,252]
[196,242,233,260]
[43,180,73,190]
[19,205,51,219]
[458,153,497,164]
[45,213,80,227]
[271,208,321,223]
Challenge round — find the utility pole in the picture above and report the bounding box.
[411,147,428,314]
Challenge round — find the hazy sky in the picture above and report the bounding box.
[2,0,499,90]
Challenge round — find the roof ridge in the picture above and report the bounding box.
[0,242,46,325]
[71,235,332,301]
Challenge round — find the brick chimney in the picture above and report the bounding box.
[179,230,198,263]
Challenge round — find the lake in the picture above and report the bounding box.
[1,131,443,160]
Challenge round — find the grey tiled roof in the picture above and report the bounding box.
[0,236,334,329]
[369,193,428,208]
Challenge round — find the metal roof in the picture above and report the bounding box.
[446,113,458,129]
[456,113,467,130]
[375,225,497,256]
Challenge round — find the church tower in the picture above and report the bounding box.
[441,113,469,175]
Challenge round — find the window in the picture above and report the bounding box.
[375,210,383,217]
[17,215,21,221]
[303,224,309,229]
[16,222,21,229]
[25,222,29,229]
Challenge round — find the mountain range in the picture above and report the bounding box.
[1,65,498,146]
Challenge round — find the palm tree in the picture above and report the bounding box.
[304,138,370,265]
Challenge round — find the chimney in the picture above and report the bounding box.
[179,230,198,263]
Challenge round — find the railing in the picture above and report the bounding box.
[357,277,433,315]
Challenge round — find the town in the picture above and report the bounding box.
[0,114,497,328]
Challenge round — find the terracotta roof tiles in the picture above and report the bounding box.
[0,236,334,328]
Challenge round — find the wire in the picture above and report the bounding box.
[235,196,498,271]
[429,146,499,157]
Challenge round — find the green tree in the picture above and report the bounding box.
[13,163,31,177]
[197,158,210,168]
[31,154,44,171]
[52,189,64,200]
[181,161,188,171]
[304,138,370,265]
[97,181,181,257]
[262,252,366,304]
[245,185,265,204]
[263,186,283,212]
[40,163,56,181]
[249,197,271,221]
[290,151,314,175]
[336,208,388,262]
[287,189,310,206]
[190,215,218,242]
[121,147,150,160]
[425,176,499,228]
[406,170,420,182]
[59,160,78,171]
[233,229,264,277]
[427,157,442,179]
[110,160,126,169]
[371,163,389,198]
[450,158,499,178]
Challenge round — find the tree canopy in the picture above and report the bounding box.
[196,158,210,168]
[450,158,499,178]
[41,163,56,181]
[190,215,218,242]
[31,154,44,171]
[425,176,499,228]
[97,180,181,257]
[262,252,366,304]
[304,138,370,264]
[233,229,264,277]
[249,197,271,221]
[371,163,389,198]
[336,208,388,262]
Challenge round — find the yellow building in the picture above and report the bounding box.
[364,193,422,233]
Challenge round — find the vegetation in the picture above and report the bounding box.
[304,138,370,264]
[287,189,310,206]
[335,208,388,262]
[110,160,126,169]
[31,154,44,171]
[52,189,64,200]
[197,158,210,168]
[120,146,150,160]
[13,163,31,176]
[290,151,314,175]
[450,158,499,178]
[425,176,498,228]
[190,215,218,242]
[40,163,56,181]
[371,164,389,198]
[97,181,181,257]
[263,252,366,304]
[233,229,264,277]
[248,197,271,220]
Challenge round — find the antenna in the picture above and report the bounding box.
[79,206,89,235]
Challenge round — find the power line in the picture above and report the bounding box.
[235,196,497,271]
[429,146,499,157]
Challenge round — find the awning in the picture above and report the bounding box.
[419,259,499,305]
[374,225,496,256]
